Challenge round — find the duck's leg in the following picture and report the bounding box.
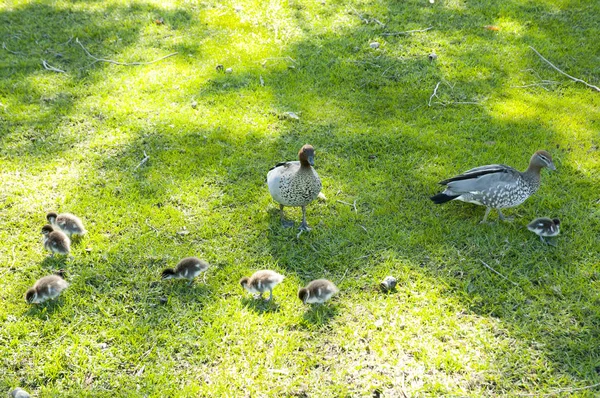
[480,208,492,224]
[279,204,295,228]
[187,279,194,286]
[299,206,311,232]
[497,209,514,222]
[267,288,273,301]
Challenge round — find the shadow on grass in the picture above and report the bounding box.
[301,304,339,327]
[241,297,282,314]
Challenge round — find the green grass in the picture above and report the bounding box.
[1,0,599,396]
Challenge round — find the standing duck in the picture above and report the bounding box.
[298,279,339,304]
[267,144,322,231]
[240,270,285,301]
[25,274,69,304]
[161,257,210,285]
[47,212,87,238]
[430,151,556,223]
[42,225,70,256]
[527,217,560,244]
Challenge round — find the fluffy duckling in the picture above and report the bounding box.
[9,388,31,398]
[25,274,69,304]
[42,224,70,256]
[267,144,322,231]
[431,151,556,223]
[298,279,338,304]
[161,257,210,285]
[46,211,87,238]
[527,217,560,244]
[240,270,285,301]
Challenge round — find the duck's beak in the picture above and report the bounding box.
[548,162,556,171]
[308,155,315,166]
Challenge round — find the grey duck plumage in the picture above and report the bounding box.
[240,270,285,301]
[161,257,210,285]
[527,217,560,244]
[9,388,31,398]
[42,224,71,256]
[431,150,556,222]
[267,144,322,231]
[47,212,87,238]
[25,274,69,304]
[298,279,339,304]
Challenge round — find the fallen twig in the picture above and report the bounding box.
[336,199,358,213]
[478,260,519,286]
[516,382,600,397]
[134,151,150,170]
[428,81,441,106]
[529,46,600,92]
[359,225,368,233]
[2,42,24,55]
[76,38,178,67]
[349,6,384,26]
[511,81,558,91]
[42,60,66,73]
[382,27,433,36]
[338,268,349,285]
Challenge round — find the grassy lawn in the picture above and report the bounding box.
[1,0,599,396]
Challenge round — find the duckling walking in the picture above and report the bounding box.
[527,217,560,245]
[47,212,86,238]
[431,151,556,223]
[42,225,70,256]
[240,270,285,301]
[161,257,210,285]
[298,279,338,304]
[267,144,322,231]
[25,274,69,304]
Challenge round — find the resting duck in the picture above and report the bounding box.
[430,151,556,223]
[298,279,338,304]
[267,144,322,231]
[161,257,210,285]
[25,274,69,304]
[47,212,87,238]
[42,225,70,256]
[9,388,31,398]
[527,217,560,244]
[240,270,285,301]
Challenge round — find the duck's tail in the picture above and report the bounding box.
[430,193,460,204]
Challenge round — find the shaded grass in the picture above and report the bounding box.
[1,0,599,396]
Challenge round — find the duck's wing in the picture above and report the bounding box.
[441,164,521,194]
[439,164,512,185]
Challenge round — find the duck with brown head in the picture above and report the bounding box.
[267,144,322,231]
[430,150,556,223]
[240,270,285,301]
[42,224,70,256]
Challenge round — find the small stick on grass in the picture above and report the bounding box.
[134,151,150,170]
[382,27,433,36]
[479,259,519,287]
[42,60,65,73]
[428,81,441,106]
[2,42,24,55]
[529,46,600,92]
[76,38,178,67]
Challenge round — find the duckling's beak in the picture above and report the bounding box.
[548,162,556,171]
[308,155,315,166]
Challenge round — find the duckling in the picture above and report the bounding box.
[161,257,210,285]
[42,224,70,256]
[240,270,285,301]
[527,217,560,244]
[298,279,338,304]
[267,144,322,231]
[46,211,87,238]
[25,274,69,304]
[9,388,31,398]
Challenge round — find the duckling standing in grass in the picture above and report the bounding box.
[161,257,210,285]
[430,151,556,223]
[47,212,87,238]
[527,217,560,245]
[240,270,285,301]
[25,274,69,304]
[42,224,70,256]
[267,144,322,231]
[298,279,339,304]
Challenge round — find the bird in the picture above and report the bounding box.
[430,150,556,223]
[46,212,87,238]
[240,270,285,301]
[298,279,339,304]
[42,224,70,256]
[161,257,210,285]
[267,144,322,231]
[25,274,69,304]
[9,388,31,398]
[527,217,560,245]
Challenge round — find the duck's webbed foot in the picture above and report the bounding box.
[279,205,295,228]
[497,209,514,222]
